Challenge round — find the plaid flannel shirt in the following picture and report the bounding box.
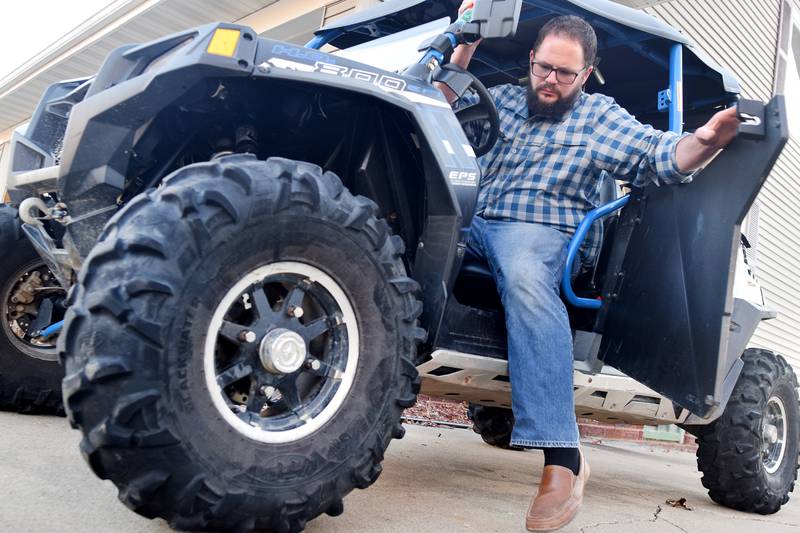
[463,83,691,264]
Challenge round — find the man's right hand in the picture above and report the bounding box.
[456,1,482,48]
[451,0,482,69]
[437,0,481,103]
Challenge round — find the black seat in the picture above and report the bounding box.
[455,249,502,310]
[459,252,493,278]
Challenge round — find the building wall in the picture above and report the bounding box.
[646,0,800,371]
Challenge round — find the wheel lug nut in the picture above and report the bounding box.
[239,330,257,343]
[261,385,276,397]
[288,306,304,318]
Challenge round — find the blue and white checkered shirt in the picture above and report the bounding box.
[465,83,691,264]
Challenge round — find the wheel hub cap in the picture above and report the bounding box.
[260,328,307,374]
[764,424,779,445]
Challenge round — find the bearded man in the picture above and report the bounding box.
[442,5,741,531]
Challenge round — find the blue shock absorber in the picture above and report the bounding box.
[38,320,64,339]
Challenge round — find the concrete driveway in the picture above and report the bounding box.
[1,411,798,532]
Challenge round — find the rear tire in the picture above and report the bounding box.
[61,156,424,531]
[0,204,64,415]
[694,348,799,514]
[467,403,523,450]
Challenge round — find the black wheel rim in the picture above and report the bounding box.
[205,261,358,443]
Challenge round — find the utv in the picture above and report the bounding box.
[0,0,796,530]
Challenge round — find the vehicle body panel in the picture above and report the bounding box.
[598,96,789,417]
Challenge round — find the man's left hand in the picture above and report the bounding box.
[693,106,740,150]
[676,106,740,172]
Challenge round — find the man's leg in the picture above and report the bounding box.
[479,220,588,531]
[481,220,578,447]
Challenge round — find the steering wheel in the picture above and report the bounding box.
[442,64,500,158]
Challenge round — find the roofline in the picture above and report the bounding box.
[0,0,337,102]
[0,0,160,99]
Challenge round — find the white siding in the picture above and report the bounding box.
[645,0,800,369]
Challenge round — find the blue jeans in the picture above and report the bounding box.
[466,215,579,448]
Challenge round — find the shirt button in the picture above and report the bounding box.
[512,149,518,154]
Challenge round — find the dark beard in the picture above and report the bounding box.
[526,81,580,117]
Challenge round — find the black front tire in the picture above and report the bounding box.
[694,348,799,514]
[61,156,424,531]
[0,204,64,415]
[467,403,523,450]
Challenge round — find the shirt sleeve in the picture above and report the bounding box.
[589,98,694,188]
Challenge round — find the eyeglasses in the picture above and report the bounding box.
[530,60,587,85]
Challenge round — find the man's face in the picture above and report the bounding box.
[527,35,593,116]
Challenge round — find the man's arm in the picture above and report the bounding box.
[591,99,741,187]
[437,0,481,103]
[674,107,740,172]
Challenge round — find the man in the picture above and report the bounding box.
[443,3,741,532]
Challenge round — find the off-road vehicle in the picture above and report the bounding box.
[0,0,796,530]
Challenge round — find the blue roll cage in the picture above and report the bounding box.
[307,13,686,311]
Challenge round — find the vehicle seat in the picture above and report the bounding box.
[456,248,503,310]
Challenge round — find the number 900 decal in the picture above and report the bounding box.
[314,62,407,91]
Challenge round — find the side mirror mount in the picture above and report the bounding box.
[462,0,522,40]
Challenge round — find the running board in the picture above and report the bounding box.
[418,349,692,426]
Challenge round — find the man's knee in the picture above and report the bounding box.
[499,261,560,301]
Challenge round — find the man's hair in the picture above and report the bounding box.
[533,15,598,68]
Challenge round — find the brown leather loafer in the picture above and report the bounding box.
[525,450,590,531]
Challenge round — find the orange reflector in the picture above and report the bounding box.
[207,28,240,57]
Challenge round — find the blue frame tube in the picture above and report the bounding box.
[305,29,343,50]
[561,195,631,310]
[561,43,685,309]
[669,43,684,134]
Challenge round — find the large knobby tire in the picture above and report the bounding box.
[0,204,64,415]
[694,348,799,514]
[60,155,424,531]
[467,403,523,450]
